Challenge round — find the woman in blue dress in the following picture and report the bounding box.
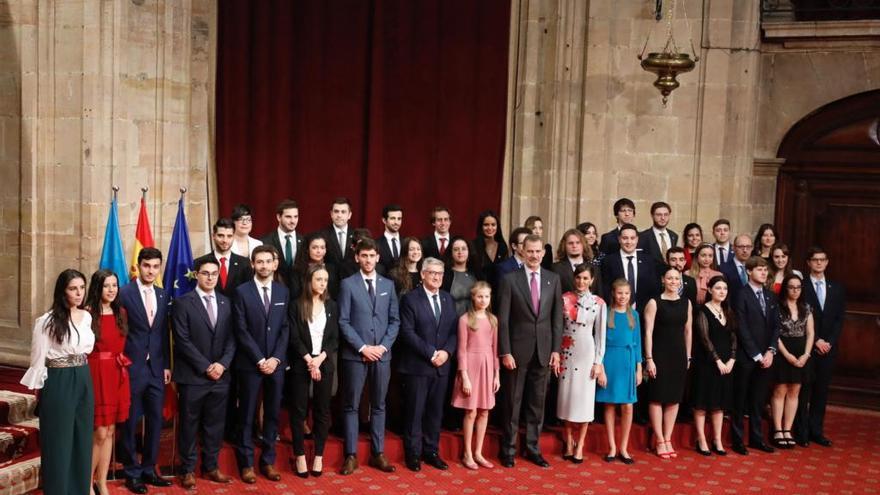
[596,278,642,464]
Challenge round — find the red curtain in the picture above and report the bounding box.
[216,0,511,238]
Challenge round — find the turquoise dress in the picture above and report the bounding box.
[596,310,642,404]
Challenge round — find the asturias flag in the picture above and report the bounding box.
[129,197,163,287]
[163,198,195,299]
[98,198,129,287]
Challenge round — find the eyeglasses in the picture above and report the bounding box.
[734,244,753,249]
[236,216,253,224]
[197,271,220,278]
[423,270,444,277]
[809,257,828,262]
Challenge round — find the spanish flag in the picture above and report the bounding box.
[129,197,163,287]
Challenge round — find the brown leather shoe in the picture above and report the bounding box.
[204,469,232,484]
[368,453,396,473]
[179,472,196,490]
[260,464,282,481]
[240,467,256,484]
[340,454,359,475]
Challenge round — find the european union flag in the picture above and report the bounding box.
[98,198,129,286]
[163,198,196,299]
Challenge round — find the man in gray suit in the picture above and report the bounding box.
[337,238,400,475]
[497,234,563,468]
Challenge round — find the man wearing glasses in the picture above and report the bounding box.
[171,257,237,489]
[396,258,458,472]
[599,198,636,255]
[720,234,755,303]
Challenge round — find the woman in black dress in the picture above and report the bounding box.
[292,234,340,300]
[644,266,692,459]
[472,210,508,283]
[691,275,736,456]
[770,274,814,449]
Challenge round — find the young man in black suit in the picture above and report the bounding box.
[712,219,733,266]
[171,257,236,489]
[377,204,404,273]
[730,256,781,455]
[600,223,660,312]
[421,206,453,260]
[260,199,302,290]
[599,198,636,255]
[201,218,253,299]
[638,201,678,266]
[315,197,355,267]
[795,246,846,447]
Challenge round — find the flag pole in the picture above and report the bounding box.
[112,185,119,201]
[141,186,148,199]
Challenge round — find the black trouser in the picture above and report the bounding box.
[288,367,334,456]
[794,349,836,441]
[730,358,771,446]
[499,351,549,458]
[177,380,229,474]
[401,373,448,458]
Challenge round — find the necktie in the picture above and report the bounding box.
[262,286,270,315]
[219,257,228,289]
[659,232,669,257]
[204,295,216,327]
[391,237,399,259]
[677,280,683,296]
[439,237,447,256]
[432,294,441,325]
[285,234,293,266]
[144,289,155,326]
[718,247,726,264]
[738,264,747,285]
[626,255,635,287]
[756,289,766,315]
[338,230,345,254]
[530,271,540,315]
[366,279,376,307]
[816,280,826,310]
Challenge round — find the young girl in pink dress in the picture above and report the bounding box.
[451,281,500,470]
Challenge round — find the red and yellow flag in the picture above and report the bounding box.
[129,197,163,287]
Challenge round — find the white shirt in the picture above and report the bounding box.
[433,231,449,252]
[277,227,296,261]
[308,309,327,356]
[232,235,262,258]
[361,271,377,293]
[619,249,639,291]
[384,231,401,256]
[653,227,673,250]
[195,286,217,323]
[254,277,272,302]
[715,242,731,264]
[137,278,157,323]
[525,267,541,291]
[21,312,95,390]
[214,249,231,269]
[423,286,441,318]
[567,256,584,271]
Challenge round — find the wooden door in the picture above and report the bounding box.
[775,90,880,409]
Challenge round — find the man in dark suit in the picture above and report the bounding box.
[171,257,236,489]
[600,224,660,312]
[637,201,679,267]
[666,247,697,307]
[421,206,453,260]
[730,256,781,455]
[315,197,355,267]
[119,247,173,493]
[497,235,563,468]
[719,234,753,303]
[232,245,290,484]
[494,227,531,289]
[338,238,400,475]
[795,246,846,447]
[377,204,404,273]
[200,218,253,299]
[599,198,636,255]
[397,257,458,472]
[712,219,733,266]
[260,199,302,290]
[551,228,590,293]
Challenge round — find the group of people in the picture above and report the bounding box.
[23,196,846,495]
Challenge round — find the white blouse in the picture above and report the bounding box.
[308,309,327,356]
[20,312,95,390]
[232,235,263,258]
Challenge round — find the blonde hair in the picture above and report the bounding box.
[466,281,498,332]
[607,278,635,329]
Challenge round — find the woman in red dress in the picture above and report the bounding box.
[85,270,131,495]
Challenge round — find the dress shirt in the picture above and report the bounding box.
[715,242,731,265]
[253,277,275,366]
[748,281,767,362]
[653,227,673,251]
[733,258,747,282]
[433,231,449,253]
[21,312,95,389]
[384,231,400,250]
[335,226,348,251]
[357,271,385,354]
[214,250,231,267]
[810,275,827,309]
[308,308,327,356]
[619,249,639,291]
[278,227,296,262]
[525,267,541,290]
[136,278,157,324]
[195,286,217,324]
[568,257,584,270]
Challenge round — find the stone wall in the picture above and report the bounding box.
[0,0,216,366]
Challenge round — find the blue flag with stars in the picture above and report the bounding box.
[163,198,195,299]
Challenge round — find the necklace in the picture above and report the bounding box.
[706,302,725,322]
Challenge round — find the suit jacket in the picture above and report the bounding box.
[497,268,563,367]
[288,299,339,375]
[421,234,453,261]
[261,230,303,289]
[600,250,660,312]
[397,288,458,376]
[550,258,603,294]
[713,243,732,267]
[315,225,354,267]
[719,258,748,304]
[681,273,698,308]
[196,252,253,299]
[232,280,290,371]
[637,228,679,266]
[598,228,620,255]
[734,284,781,361]
[338,273,400,362]
[171,290,236,385]
[493,256,523,290]
[803,277,846,347]
[377,234,402,273]
[119,282,170,379]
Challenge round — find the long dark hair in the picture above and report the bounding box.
[752,223,778,256]
[44,269,87,344]
[474,210,506,244]
[779,273,807,320]
[297,264,329,324]
[443,236,479,274]
[706,275,736,330]
[576,222,600,258]
[293,233,326,276]
[85,270,128,341]
[390,237,422,294]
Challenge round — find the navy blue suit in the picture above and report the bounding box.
[232,280,290,468]
[397,288,458,458]
[600,250,661,312]
[171,290,236,474]
[118,281,170,480]
[338,272,400,455]
[719,258,748,303]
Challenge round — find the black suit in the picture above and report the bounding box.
[377,234,403,273]
[600,250,661,312]
[421,233,452,261]
[261,230,303,290]
[196,252,253,299]
[719,259,748,304]
[731,285,781,447]
[315,225,354,267]
[171,290,236,474]
[287,299,339,456]
[599,228,620,255]
[637,228,679,266]
[551,259,602,295]
[796,277,846,441]
[681,273,698,308]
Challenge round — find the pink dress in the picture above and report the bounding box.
[451,315,498,410]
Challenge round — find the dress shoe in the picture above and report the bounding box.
[292,456,309,478]
[204,469,232,484]
[422,453,448,470]
[405,456,421,472]
[571,456,584,464]
[240,467,256,484]
[811,435,832,447]
[369,453,396,473]
[142,473,172,487]
[603,454,616,463]
[179,473,196,490]
[340,455,359,475]
[124,477,147,495]
[311,457,324,477]
[524,452,550,468]
[500,456,515,468]
[750,442,775,453]
[696,445,712,456]
[260,464,282,481]
[711,442,727,456]
[618,454,635,465]
[731,443,749,456]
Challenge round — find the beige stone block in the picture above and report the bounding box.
[617,170,667,200]
[54,26,85,73]
[53,73,84,118]
[628,115,678,154]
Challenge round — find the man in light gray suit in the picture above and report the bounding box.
[497,234,563,469]
[337,238,400,475]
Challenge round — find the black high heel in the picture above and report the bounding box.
[711,441,727,456]
[771,430,787,449]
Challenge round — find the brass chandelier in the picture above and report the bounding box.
[638,0,699,105]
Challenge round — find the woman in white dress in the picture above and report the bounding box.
[556,264,606,463]
[231,203,262,258]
